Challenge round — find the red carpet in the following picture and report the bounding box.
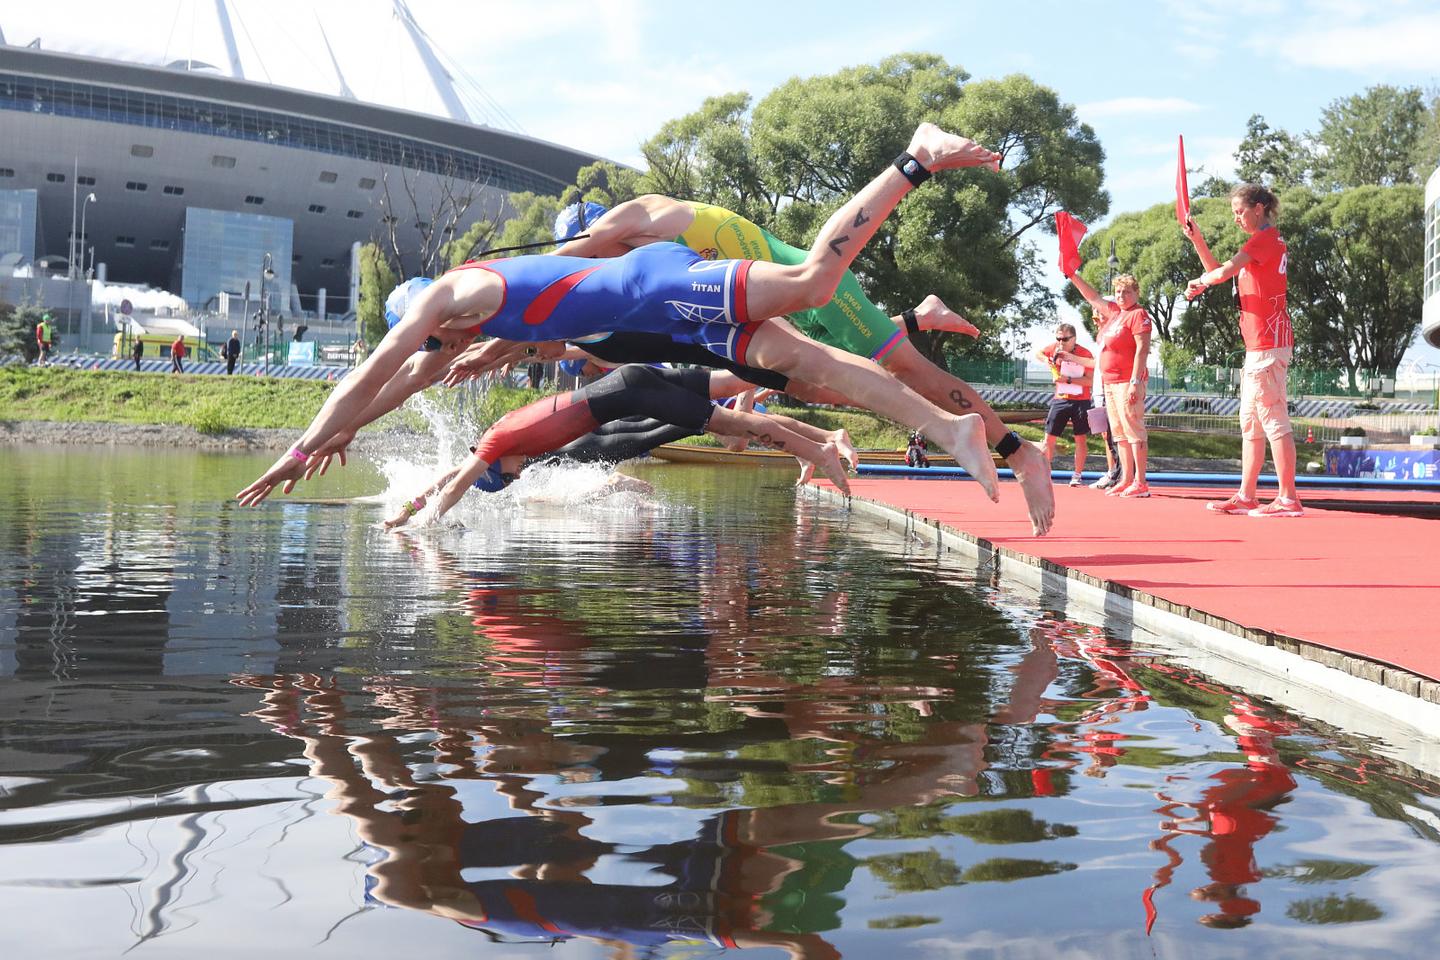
[819,477,1440,682]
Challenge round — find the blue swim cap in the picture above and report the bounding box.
[384,277,434,329]
[553,201,609,242]
[559,358,587,377]
[472,463,513,493]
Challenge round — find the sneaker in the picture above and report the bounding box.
[1105,480,1132,497]
[1119,483,1151,498]
[1248,497,1304,518]
[1206,494,1260,515]
[1089,475,1113,490]
[1069,473,1084,487]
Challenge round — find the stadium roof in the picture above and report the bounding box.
[0,0,521,131]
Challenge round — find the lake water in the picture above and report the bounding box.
[2,446,1439,959]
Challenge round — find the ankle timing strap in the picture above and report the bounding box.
[901,308,920,338]
[893,152,932,187]
[994,431,1023,460]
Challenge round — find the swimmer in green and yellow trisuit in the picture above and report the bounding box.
[552,196,1054,537]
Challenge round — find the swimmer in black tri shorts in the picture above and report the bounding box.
[239,123,1028,528]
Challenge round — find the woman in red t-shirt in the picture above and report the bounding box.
[1184,184,1302,518]
[1063,272,1153,497]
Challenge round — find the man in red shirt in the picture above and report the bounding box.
[1034,322,1095,486]
[170,334,187,374]
[1062,272,1153,497]
[1184,184,1301,518]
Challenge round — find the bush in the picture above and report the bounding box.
[1341,426,1366,437]
[1419,426,1439,436]
[190,401,231,436]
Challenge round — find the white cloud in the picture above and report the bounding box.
[1077,97,1205,121]
[1271,12,1440,72]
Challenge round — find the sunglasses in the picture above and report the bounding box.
[1055,335,1075,342]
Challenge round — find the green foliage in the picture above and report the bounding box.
[1312,85,1431,188]
[189,399,230,435]
[441,217,502,270]
[492,191,564,252]
[959,857,1076,883]
[1283,184,1425,378]
[559,160,646,210]
[1235,114,1312,188]
[867,916,940,930]
[1286,894,1383,925]
[639,92,770,221]
[356,243,398,348]
[1158,340,1197,382]
[865,850,963,893]
[0,301,44,363]
[1341,426,1367,437]
[1262,860,1376,885]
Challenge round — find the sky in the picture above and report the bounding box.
[5,0,1439,368]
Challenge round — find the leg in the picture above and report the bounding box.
[883,340,1052,534]
[706,406,850,495]
[745,320,998,502]
[1271,434,1298,501]
[1074,433,1089,475]
[743,124,998,320]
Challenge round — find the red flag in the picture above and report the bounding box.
[1175,134,1191,226]
[1055,211,1088,278]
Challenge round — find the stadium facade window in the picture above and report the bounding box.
[212,155,236,168]
[318,170,338,183]
[358,177,377,190]
[150,239,170,250]
[125,181,148,191]
[0,168,14,177]
[180,207,294,312]
[320,257,336,267]
[307,204,326,214]
[115,235,135,246]
[244,195,264,205]
[163,184,184,195]
[77,175,96,186]
[0,72,562,195]
[46,172,65,183]
[345,209,363,219]
[130,144,154,158]
[0,188,39,260]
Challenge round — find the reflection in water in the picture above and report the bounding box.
[3,448,1440,957]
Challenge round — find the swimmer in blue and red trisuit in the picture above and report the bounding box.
[381,364,860,529]
[237,123,1008,512]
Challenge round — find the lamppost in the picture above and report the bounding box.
[78,192,96,341]
[259,252,275,375]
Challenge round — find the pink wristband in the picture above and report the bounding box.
[288,447,310,463]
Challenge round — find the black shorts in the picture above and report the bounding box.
[1045,397,1093,437]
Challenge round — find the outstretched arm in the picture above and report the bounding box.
[553,195,694,258]
[1186,246,1255,301]
[1181,218,1221,272]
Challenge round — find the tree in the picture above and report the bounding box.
[1311,85,1431,188]
[440,217,501,271]
[375,162,509,278]
[1414,86,1440,179]
[355,243,397,348]
[1283,184,1424,385]
[559,160,645,211]
[0,301,43,364]
[638,92,769,222]
[1234,114,1311,188]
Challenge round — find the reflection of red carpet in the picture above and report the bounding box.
[815,477,1440,683]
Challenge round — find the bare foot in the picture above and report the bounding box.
[906,122,1001,172]
[796,460,815,487]
[913,293,980,338]
[928,414,998,502]
[606,473,654,495]
[812,441,852,496]
[831,428,860,470]
[1005,439,1055,537]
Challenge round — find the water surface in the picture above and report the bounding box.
[2,446,1439,959]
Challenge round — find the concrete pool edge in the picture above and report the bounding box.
[814,486,1440,747]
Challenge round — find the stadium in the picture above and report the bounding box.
[0,0,605,359]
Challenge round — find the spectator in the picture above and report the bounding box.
[170,334,187,374]
[131,338,143,371]
[1184,185,1302,518]
[1064,272,1152,497]
[350,338,368,366]
[1034,321,1095,486]
[224,329,242,375]
[35,313,54,365]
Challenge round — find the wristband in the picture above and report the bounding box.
[401,496,426,518]
[901,308,921,338]
[892,152,932,187]
[288,447,310,463]
[994,430,1023,460]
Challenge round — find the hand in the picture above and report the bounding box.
[441,346,502,387]
[1127,384,1141,406]
[236,452,307,507]
[1184,277,1209,301]
[303,430,355,481]
[1181,217,1200,241]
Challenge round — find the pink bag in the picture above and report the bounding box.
[1087,406,1109,434]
